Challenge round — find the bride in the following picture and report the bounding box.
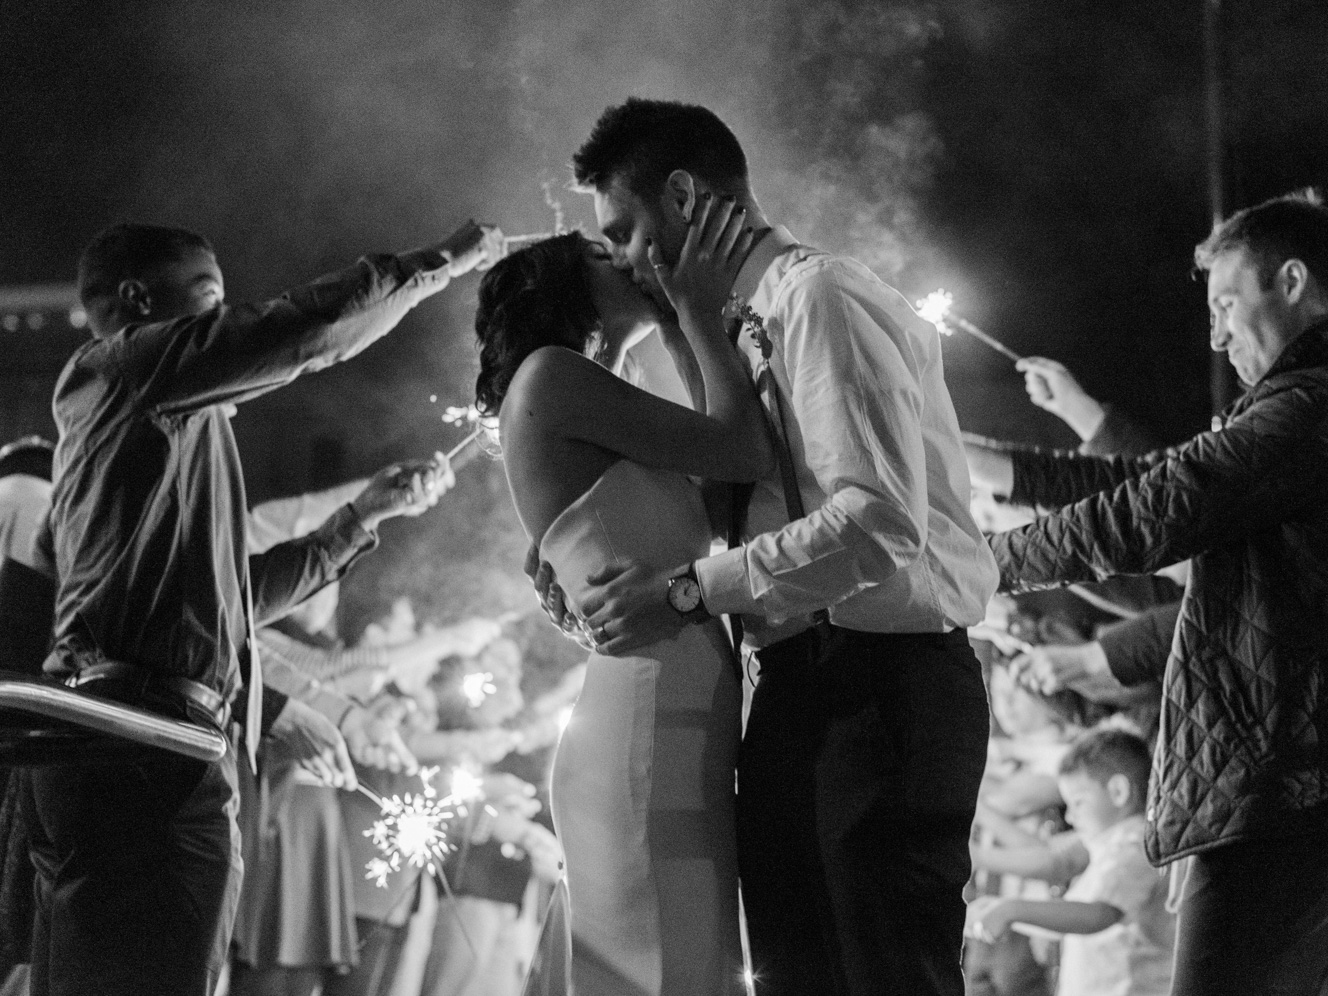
[472,199,772,996]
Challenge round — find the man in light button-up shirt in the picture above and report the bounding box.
[574,98,998,996]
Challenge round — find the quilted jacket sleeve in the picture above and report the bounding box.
[993,372,1328,592]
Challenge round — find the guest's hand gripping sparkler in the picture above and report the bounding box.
[351,453,455,531]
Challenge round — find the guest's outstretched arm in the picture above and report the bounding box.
[109,222,503,416]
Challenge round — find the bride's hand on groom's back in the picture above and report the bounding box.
[524,542,595,650]
[647,194,753,323]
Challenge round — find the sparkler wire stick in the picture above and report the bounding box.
[445,427,484,462]
[950,314,1024,363]
[355,775,480,956]
[502,232,555,252]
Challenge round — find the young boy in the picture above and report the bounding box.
[967,728,1174,996]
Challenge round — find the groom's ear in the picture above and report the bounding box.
[664,170,698,225]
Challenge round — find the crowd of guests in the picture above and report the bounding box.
[1,152,1328,996]
[0,430,577,996]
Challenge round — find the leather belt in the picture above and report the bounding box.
[68,660,230,733]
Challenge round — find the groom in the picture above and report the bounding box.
[564,99,999,996]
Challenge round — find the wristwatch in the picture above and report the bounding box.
[667,563,710,622]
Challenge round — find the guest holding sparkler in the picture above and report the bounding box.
[28,218,504,996]
[231,470,507,996]
[966,192,1328,995]
[417,639,561,996]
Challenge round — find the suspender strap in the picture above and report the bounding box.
[756,358,831,629]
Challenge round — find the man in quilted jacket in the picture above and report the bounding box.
[966,191,1328,996]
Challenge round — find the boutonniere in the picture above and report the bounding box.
[725,296,772,360]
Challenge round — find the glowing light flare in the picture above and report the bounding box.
[461,670,497,708]
[914,288,1023,363]
[915,289,955,331]
[449,764,485,805]
[359,765,458,888]
[557,705,574,734]
[442,404,483,427]
[438,403,500,461]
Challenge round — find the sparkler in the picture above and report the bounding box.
[358,765,455,888]
[357,765,485,957]
[440,403,498,466]
[357,764,482,884]
[915,289,1023,363]
[461,670,497,708]
[502,232,556,252]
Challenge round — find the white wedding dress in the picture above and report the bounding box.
[537,460,746,996]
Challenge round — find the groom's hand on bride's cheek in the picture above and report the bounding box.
[580,562,685,656]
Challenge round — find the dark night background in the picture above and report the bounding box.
[3,0,1327,638]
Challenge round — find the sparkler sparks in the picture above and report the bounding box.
[461,670,496,708]
[448,763,485,807]
[360,764,468,888]
[915,288,1023,363]
[440,403,499,461]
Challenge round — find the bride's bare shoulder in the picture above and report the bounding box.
[506,346,606,404]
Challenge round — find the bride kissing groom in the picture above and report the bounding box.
[476,98,999,996]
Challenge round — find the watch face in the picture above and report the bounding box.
[668,576,702,614]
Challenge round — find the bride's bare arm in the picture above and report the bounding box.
[648,195,767,458]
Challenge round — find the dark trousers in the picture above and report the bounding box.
[27,748,241,996]
[737,627,989,996]
[1171,834,1328,996]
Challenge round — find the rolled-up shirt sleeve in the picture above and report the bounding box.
[697,264,931,622]
[250,503,377,625]
[111,249,458,417]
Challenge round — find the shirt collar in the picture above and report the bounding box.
[730,224,799,311]
[1260,315,1328,382]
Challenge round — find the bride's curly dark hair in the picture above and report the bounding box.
[474,232,603,416]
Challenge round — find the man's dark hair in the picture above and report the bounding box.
[1195,189,1328,289]
[77,223,215,305]
[572,98,748,201]
[0,436,54,481]
[1059,727,1152,804]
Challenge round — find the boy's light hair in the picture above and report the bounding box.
[1059,727,1151,805]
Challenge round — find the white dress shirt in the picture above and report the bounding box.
[0,473,52,570]
[694,226,999,648]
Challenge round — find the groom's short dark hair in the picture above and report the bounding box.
[572,98,748,201]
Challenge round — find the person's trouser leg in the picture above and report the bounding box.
[1171,834,1328,996]
[738,630,989,996]
[27,749,241,996]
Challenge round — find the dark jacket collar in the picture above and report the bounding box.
[1261,316,1328,382]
